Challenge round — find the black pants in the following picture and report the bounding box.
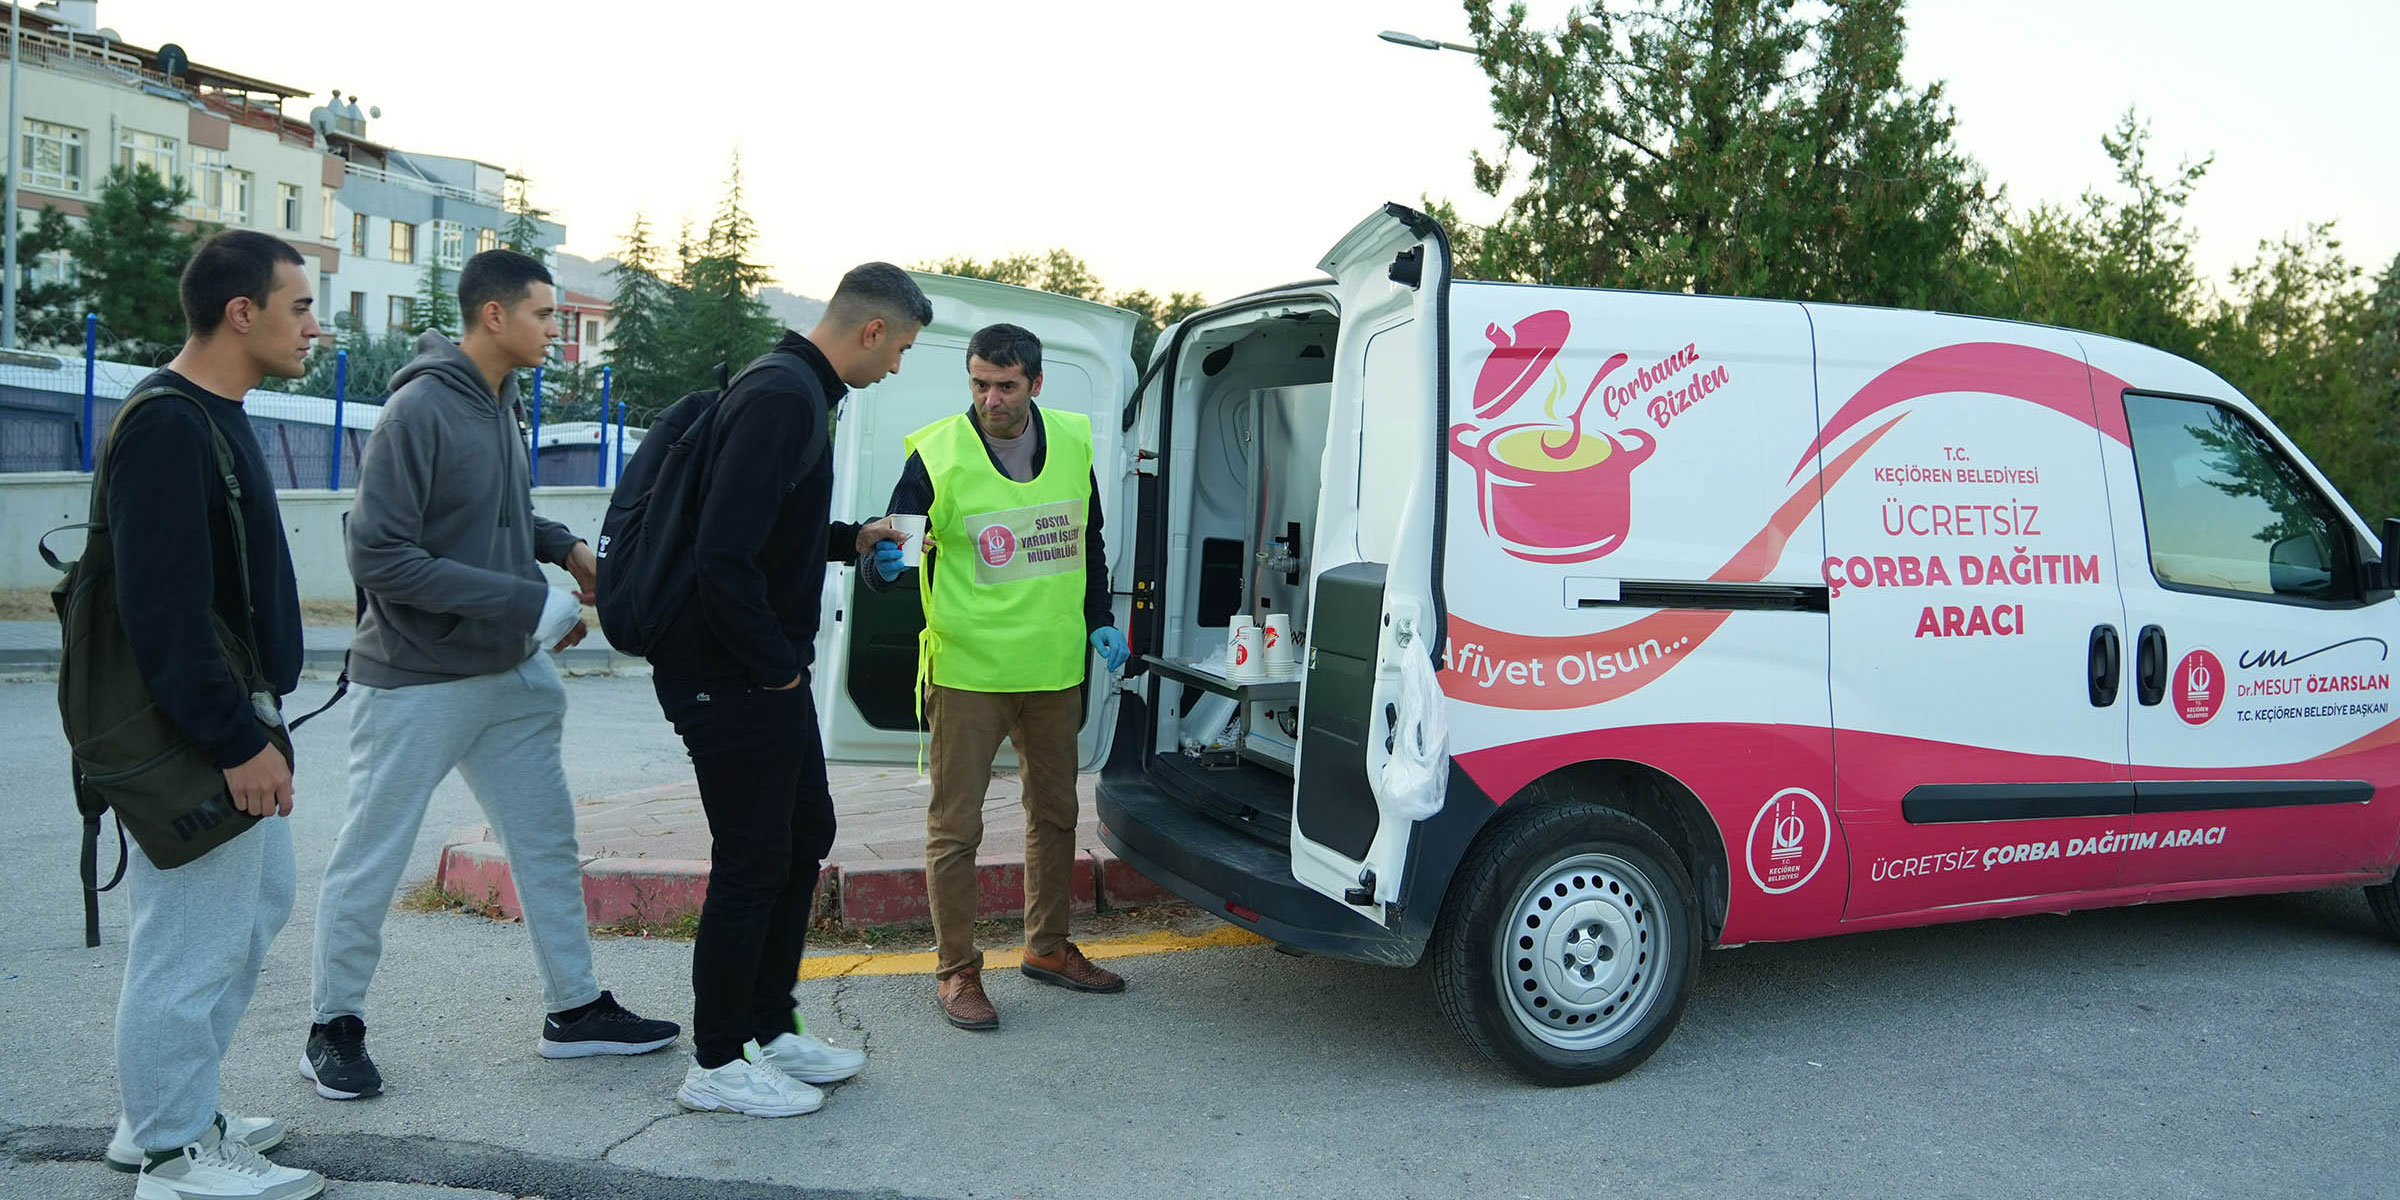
[654,676,837,1068]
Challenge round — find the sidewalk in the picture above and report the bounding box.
[0,618,629,673]
[436,762,1177,931]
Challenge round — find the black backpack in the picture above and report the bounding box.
[596,353,821,656]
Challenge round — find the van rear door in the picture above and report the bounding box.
[1283,206,1453,917]
[815,274,1139,771]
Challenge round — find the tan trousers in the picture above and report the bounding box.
[926,683,1081,980]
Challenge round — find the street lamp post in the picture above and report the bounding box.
[5,1,21,349]
[1378,27,1565,285]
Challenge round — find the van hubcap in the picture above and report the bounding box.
[1497,853,1664,1051]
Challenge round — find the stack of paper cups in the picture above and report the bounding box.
[1261,613,1297,678]
[1227,618,1266,684]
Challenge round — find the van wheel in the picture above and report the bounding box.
[1432,803,1699,1086]
[2366,877,2400,941]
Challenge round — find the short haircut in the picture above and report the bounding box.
[966,323,1042,380]
[458,249,554,322]
[823,262,933,330]
[181,230,306,338]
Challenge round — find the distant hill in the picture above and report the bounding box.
[554,252,826,332]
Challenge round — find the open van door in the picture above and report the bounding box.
[814,274,1139,771]
[1285,205,1452,919]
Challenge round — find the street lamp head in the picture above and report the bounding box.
[1378,30,1442,51]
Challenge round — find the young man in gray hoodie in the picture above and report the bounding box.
[304,250,677,1100]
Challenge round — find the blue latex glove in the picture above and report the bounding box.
[871,539,905,581]
[1091,626,1130,673]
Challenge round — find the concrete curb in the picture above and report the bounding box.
[435,839,1182,931]
[0,644,634,677]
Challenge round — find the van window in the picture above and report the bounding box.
[2123,393,2355,602]
[1357,320,1422,560]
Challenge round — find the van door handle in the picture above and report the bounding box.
[2134,625,2169,705]
[2088,624,2122,707]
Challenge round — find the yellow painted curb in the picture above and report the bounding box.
[799,922,1268,980]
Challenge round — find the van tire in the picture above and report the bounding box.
[1431,802,1700,1085]
[2366,877,2400,942]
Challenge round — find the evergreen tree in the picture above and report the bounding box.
[502,173,552,264]
[72,165,198,363]
[672,155,781,393]
[604,213,690,423]
[410,262,461,339]
[1449,0,1991,307]
[13,202,86,349]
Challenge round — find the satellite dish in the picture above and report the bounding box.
[368,105,382,119]
[157,43,188,79]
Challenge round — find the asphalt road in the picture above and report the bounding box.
[3,674,2397,1199]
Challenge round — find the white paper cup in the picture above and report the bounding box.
[1261,613,1297,676]
[890,514,928,568]
[1229,622,1266,683]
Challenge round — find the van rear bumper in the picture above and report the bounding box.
[1097,768,1422,966]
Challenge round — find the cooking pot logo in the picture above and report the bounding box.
[1454,313,1656,564]
[978,524,1017,568]
[2174,649,2225,725]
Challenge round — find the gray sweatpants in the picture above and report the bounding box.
[311,652,601,1023]
[120,815,296,1152]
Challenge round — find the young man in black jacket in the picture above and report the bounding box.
[650,262,928,1117]
[102,231,327,1199]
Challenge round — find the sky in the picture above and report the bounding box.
[90,0,2400,305]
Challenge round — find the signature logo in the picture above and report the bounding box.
[2238,637,2389,671]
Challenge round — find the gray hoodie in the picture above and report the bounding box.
[347,332,581,688]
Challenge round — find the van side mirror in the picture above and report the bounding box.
[2379,517,2400,593]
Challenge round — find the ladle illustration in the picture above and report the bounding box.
[1541,351,1631,459]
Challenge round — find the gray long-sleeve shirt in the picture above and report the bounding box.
[346,333,581,688]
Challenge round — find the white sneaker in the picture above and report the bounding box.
[757,1027,866,1084]
[674,1041,824,1117]
[134,1116,324,1199]
[108,1111,286,1172]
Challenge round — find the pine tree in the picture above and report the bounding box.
[13,202,85,349]
[604,213,690,423]
[71,165,198,363]
[502,173,552,264]
[672,154,781,391]
[410,262,461,339]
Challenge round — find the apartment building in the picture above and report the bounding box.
[5,0,565,349]
[5,1,343,335]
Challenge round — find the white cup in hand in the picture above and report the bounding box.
[891,514,928,569]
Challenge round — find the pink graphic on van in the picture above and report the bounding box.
[1789,342,2136,483]
[1440,413,1907,709]
[1470,310,1570,420]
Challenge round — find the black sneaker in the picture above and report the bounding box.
[537,990,680,1059]
[301,1016,382,1100]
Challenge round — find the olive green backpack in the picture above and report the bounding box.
[41,385,291,947]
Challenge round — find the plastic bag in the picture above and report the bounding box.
[1375,646,1449,821]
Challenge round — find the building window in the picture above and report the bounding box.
[433,219,464,269]
[585,318,601,345]
[351,212,368,256]
[389,220,416,265]
[184,148,249,224]
[279,182,303,231]
[116,129,177,182]
[389,295,414,330]
[346,291,366,331]
[21,120,84,193]
[321,188,338,243]
[30,247,76,289]
[475,227,499,254]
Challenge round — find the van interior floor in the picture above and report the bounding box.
[1145,751,1293,845]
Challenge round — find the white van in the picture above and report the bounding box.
[814,204,2400,1084]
